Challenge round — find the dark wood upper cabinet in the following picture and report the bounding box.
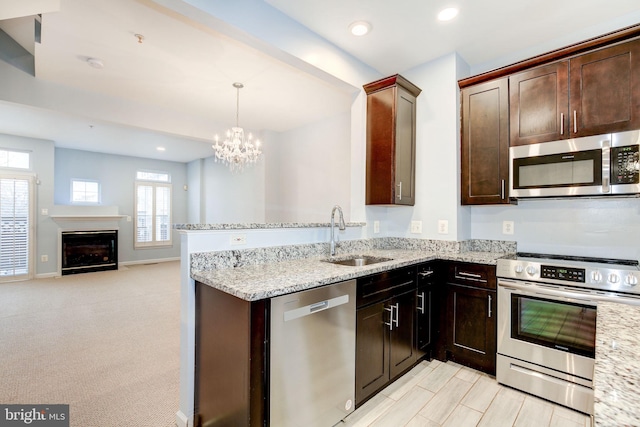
[364,75,421,206]
[510,38,640,145]
[509,62,569,146]
[570,38,640,137]
[461,78,510,205]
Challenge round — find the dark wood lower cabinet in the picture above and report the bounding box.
[355,301,389,404]
[194,281,267,427]
[389,290,417,378]
[446,283,497,375]
[355,268,417,407]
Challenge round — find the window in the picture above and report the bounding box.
[135,171,172,248]
[71,179,100,204]
[136,170,170,183]
[0,149,30,170]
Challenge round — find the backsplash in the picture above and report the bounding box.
[190,238,516,272]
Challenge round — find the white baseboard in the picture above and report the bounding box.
[119,257,180,266]
[34,257,181,279]
[35,272,59,279]
[175,410,190,427]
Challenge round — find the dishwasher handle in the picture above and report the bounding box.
[283,294,350,322]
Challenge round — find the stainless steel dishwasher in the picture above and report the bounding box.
[270,279,356,427]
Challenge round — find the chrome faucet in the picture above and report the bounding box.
[330,205,346,257]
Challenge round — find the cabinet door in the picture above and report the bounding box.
[570,38,640,137]
[461,78,510,205]
[365,75,420,206]
[415,284,432,359]
[389,290,416,379]
[355,302,389,405]
[394,86,417,205]
[446,284,497,374]
[509,62,569,146]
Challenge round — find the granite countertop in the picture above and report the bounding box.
[191,248,509,301]
[594,301,640,426]
[174,222,366,230]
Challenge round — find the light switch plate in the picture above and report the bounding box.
[410,220,422,234]
[503,220,515,235]
[438,220,449,235]
[373,221,380,234]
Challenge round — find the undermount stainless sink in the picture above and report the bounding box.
[324,255,392,267]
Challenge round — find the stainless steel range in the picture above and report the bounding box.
[496,253,640,415]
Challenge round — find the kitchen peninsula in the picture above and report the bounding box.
[176,223,640,427]
[175,221,515,426]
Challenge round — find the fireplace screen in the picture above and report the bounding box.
[61,230,118,275]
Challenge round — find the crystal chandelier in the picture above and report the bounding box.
[212,82,262,172]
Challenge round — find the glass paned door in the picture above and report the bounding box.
[0,175,33,281]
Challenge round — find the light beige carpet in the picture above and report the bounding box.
[0,261,181,427]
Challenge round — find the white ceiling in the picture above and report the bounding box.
[267,0,640,76]
[1,0,639,163]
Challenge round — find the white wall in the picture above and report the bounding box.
[265,112,351,223]
[374,53,464,240]
[54,148,189,264]
[201,154,266,223]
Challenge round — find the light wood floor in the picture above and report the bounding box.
[342,359,592,427]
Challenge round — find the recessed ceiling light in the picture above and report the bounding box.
[156,147,166,152]
[437,7,459,21]
[349,21,371,36]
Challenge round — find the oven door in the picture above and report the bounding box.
[497,279,596,380]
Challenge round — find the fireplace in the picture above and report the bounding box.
[61,230,118,275]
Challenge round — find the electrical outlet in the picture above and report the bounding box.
[438,220,449,235]
[41,208,48,215]
[230,234,247,245]
[410,220,422,234]
[126,216,132,222]
[41,255,48,262]
[503,221,515,235]
[373,221,380,234]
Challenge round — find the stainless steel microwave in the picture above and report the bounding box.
[509,130,640,198]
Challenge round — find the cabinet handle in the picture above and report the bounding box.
[501,179,505,199]
[488,295,492,318]
[397,182,402,201]
[417,292,425,313]
[384,306,394,331]
[573,110,577,133]
[560,113,564,135]
[419,271,434,278]
[393,303,399,327]
[457,271,482,279]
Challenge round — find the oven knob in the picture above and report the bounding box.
[514,265,524,274]
[591,271,602,282]
[608,273,620,284]
[526,266,537,276]
[625,274,639,286]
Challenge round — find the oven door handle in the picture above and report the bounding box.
[499,280,640,306]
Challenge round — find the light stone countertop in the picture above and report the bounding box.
[594,301,640,426]
[191,248,509,301]
[174,222,366,230]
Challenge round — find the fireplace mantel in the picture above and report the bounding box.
[51,215,126,222]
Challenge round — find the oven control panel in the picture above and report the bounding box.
[541,265,585,282]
